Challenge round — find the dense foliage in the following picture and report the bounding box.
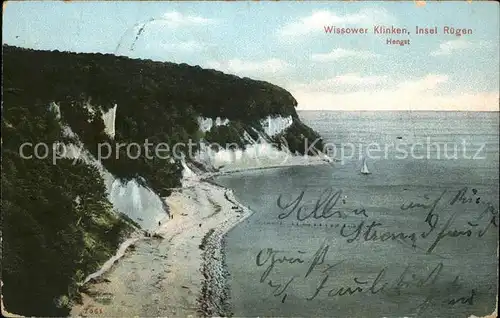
[2,95,134,316]
[2,44,324,316]
[204,121,259,150]
[272,120,326,155]
[3,45,319,196]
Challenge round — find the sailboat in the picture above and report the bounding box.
[361,157,371,175]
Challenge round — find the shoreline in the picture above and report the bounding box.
[198,155,333,182]
[10,154,497,318]
[196,184,254,317]
[70,176,255,317]
[70,158,328,317]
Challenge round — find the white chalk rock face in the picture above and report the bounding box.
[192,118,295,171]
[49,102,61,120]
[104,175,166,230]
[190,116,330,172]
[180,158,200,187]
[46,102,167,233]
[260,115,293,137]
[61,125,77,138]
[56,123,166,230]
[197,116,230,133]
[56,125,86,161]
[102,104,117,140]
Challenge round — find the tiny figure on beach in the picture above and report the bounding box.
[158,221,161,226]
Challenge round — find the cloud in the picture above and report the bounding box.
[334,73,387,85]
[291,73,388,91]
[311,48,379,62]
[116,11,216,53]
[291,74,499,111]
[395,74,448,91]
[156,40,210,52]
[277,8,394,38]
[206,58,290,75]
[150,11,216,28]
[430,39,494,56]
[430,39,472,56]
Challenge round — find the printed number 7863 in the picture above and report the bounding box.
[83,307,104,315]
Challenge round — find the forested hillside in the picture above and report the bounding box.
[2,44,324,316]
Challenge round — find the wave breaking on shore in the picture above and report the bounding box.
[196,184,254,317]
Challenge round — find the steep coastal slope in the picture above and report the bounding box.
[2,45,325,316]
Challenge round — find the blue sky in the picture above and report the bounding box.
[3,1,499,111]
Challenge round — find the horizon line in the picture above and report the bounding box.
[296,109,500,112]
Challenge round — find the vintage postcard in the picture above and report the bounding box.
[2,0,499,317]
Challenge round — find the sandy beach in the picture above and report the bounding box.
[6,154,497,318]
[70,172,256,317]
[67,154,331,317]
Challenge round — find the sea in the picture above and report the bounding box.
[215,111,499,318]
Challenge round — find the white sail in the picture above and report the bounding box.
[361,158,370,174]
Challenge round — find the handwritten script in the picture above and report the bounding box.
[255,186,498,314]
